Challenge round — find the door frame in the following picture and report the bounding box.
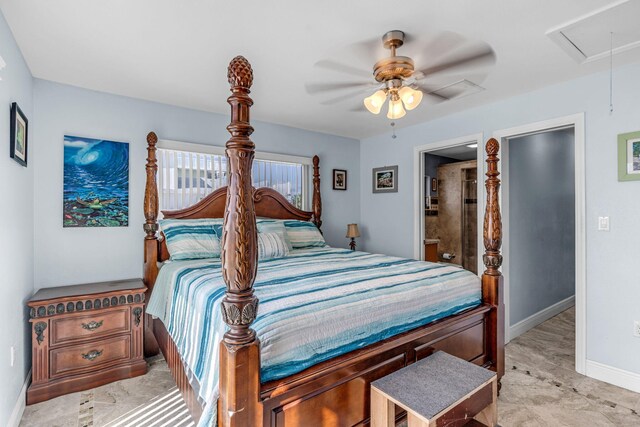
[493,112,586,374]
[413,133,484,276]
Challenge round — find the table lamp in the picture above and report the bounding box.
[346,223,360,251]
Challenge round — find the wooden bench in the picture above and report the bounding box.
[371,351,498,427]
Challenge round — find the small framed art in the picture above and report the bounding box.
[333,169,347,190]
[372,165,398,193]
[618,131,640,181]
[10,102,28,167]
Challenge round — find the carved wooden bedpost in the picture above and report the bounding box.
[312,155,322,230]
[218,56,262,427]
[143,131,160,356]
[482,138,505,387]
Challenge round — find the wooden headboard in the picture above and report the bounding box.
[142,131,322,282]
[156,181,322,262]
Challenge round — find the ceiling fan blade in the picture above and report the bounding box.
[417,47,496,77]
[305,81,374,95]
[411,83,449,102]
[314,60,372,79]
[412,31,467,64]
[349,104,368,113]
[320,86,379,105]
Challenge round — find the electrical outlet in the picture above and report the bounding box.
[10,346,15,367]
[634,321,640,338]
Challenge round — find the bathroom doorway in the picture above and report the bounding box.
[414,134,483,275]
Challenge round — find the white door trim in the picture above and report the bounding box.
[413,133,484,271]
[493,112,586,375]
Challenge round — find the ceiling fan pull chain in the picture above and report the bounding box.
[609,31,614,115]
[391,121,397,139]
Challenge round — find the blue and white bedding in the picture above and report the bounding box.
[147,247,481,426]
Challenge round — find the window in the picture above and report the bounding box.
[157,140,311,212]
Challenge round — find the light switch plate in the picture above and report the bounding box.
[598,216,610,231]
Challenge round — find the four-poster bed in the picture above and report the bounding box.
[142,56,504,426]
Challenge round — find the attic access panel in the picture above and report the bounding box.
[547,0,640,63]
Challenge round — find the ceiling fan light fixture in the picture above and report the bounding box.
[386,97,406,120]
[364,90,387,114]
[399,86,423,111]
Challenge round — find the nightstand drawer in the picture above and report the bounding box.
[50,334,131,379]
[50,307,130,346]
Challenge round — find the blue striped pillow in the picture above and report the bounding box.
[258,232,290,260]
[257,219,293,251]
[283,220,326,249]
[159,219,221,260]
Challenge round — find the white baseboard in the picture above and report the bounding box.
[8,370,30,427]
[586,360,640,394]
[507,296,575,343]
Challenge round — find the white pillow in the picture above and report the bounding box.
[258,232,290,260]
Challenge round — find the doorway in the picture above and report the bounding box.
[414,134,483,275]
[494,113,586,374]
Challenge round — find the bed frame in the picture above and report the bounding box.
[142,56,504,427]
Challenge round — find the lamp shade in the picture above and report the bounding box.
[399,86,423,110]
[364,90,386,114]
[346,223,360,238]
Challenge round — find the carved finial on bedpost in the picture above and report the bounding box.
[219,56,262,427]
[312,155,322,231]
[144,132,159,239]
[483,138,503,275]
[482,137,505,390]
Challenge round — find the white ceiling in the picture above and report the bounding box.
[2,0,640,139]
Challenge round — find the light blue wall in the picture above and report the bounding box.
[360,60,640,374]
[509,129,575,325]
[33,80,360,289]
[0,10,34,425]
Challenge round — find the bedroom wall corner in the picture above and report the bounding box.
[0,9,35,426]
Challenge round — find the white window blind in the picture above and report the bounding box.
[157,141,310,212]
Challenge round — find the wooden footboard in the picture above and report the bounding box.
[142,56,504,427]
[259,305,491,426]
[152,303,494,427]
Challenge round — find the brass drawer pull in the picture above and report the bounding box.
[81,320,103,331]
[81,349,103,361]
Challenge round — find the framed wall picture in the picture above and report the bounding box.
[63,135,130,227]
[372,165,398,193]
[10,102,28,167]
[333,169,347,190]
[618,131,640,181]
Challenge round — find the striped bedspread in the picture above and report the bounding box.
[147,247,481,426]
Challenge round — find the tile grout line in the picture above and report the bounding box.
[78,390,95,427]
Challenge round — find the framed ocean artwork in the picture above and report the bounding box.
[63,135,129,227]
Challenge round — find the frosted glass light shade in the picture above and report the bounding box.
[387,98,406,119]
[364,90,387,114]
[399,86,423,110]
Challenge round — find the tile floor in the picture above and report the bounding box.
[20,307,640,426]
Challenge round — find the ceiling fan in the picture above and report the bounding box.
[306,30,495,120]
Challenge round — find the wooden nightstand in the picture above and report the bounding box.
[27,279,147,404]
